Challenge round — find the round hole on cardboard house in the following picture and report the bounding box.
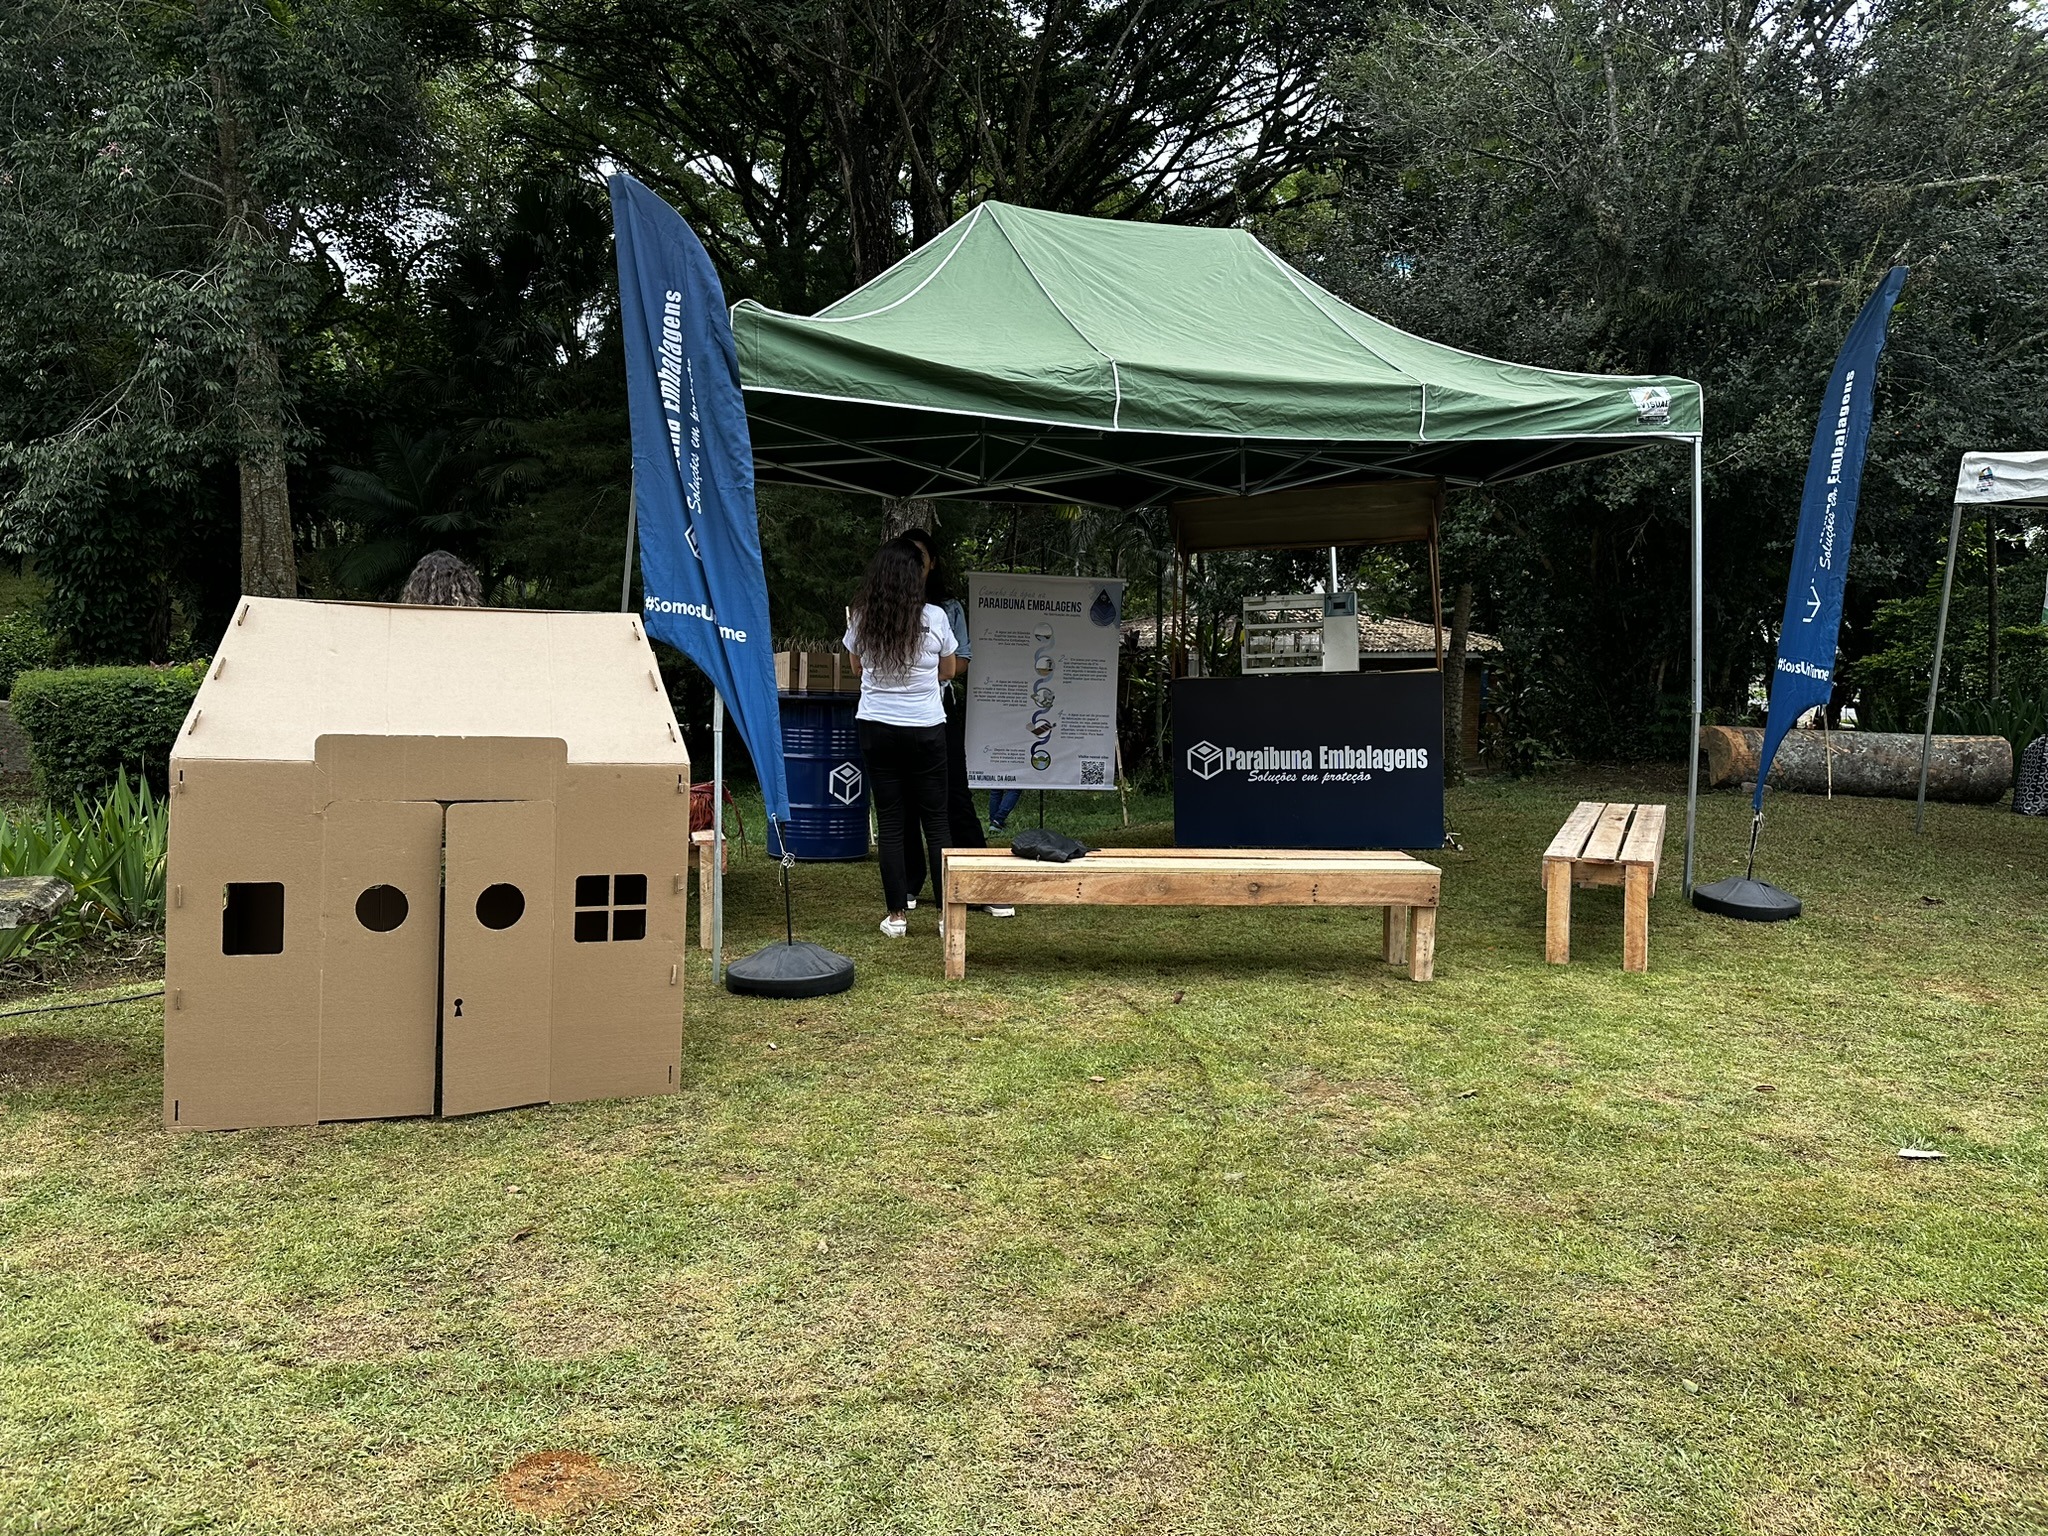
[355,884,409,933]
[476,883,525,930]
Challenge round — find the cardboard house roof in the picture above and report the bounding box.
[177,599,688,765]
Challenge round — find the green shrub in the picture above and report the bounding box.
[0,611,57,698]
[11,663,204,802]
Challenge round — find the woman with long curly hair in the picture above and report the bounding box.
[843,536,960,937]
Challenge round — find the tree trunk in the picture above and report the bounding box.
[882,497,938,539]
[1442,581,1473,784]
[206,10,295,599]
[236,329,296,597]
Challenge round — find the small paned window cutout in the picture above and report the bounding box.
[475,883,525,930]
[355,884,408,933]
[222,882,285,955]
[574,872,648,943]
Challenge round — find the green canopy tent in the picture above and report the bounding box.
[730,202,1710,887]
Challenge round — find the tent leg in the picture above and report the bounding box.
[1684,436,1704,900]
[1915,498,1965,835]
[619,487,638,612]
[712,689,726,983]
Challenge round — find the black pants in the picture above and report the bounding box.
[905,684,986,899]
[859,719,951,913]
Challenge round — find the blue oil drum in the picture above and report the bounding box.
[767,693,869,860]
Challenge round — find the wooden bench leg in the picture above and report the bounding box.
[1407,905,1436,982]
[944,899,967,980]
[1622,863,1650,973]
[696,848,713,951]
[1544,858,1572,965]
[1383,903,1409,965]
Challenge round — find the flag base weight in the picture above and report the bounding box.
[725,940,856,999]
[1691,877,1802,923]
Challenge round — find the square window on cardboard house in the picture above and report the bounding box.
[575,873,648,943]
[222,882,285,955]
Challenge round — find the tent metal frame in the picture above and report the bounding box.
[744,399,1709,897]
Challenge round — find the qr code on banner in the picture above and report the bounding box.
[1079,757,1108,786]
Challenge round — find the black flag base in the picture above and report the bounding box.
[726,831,856,998]
[1691,876,1803,923]
[726,939,856,998]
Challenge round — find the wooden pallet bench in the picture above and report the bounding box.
[1542,802,1667,972]
[941,847,1441,982]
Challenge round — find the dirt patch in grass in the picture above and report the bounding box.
[496,1450,638,1518]
[0,1033,139,1092]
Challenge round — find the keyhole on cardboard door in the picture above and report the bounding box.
[453,998,463,1017]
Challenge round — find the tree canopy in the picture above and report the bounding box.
[0,0,2042,770]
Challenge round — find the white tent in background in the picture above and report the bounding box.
[1916,451,2048,829]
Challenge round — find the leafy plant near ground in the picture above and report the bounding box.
[0,771,167,962]
[1938,693,2048,764]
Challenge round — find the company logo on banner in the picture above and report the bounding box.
[965,573,1125,792]
[1186,738,1432,782]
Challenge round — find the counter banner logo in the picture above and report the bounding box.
[610,172,789,825]
[965,573,1126,792]
[1173,674,1444,849]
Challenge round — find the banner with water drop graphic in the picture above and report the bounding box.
[963,573,1126,792]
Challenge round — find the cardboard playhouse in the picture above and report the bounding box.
[164,598,692,1131]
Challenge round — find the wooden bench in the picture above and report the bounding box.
[941,847,1442,982]
[1542,802,1667,972]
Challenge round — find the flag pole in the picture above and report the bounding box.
[619,488,638,613]
[1915,495,1965,835]
[712,688,726,982]
[1683,433,1703,900]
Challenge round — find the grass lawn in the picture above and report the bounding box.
[2,772,2046,1534]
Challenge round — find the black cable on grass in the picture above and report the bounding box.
[0,988,164,1021]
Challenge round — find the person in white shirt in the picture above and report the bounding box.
[897,529,1014,914]
[844,537,958,937]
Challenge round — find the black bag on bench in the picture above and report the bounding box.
[1009,829,1090,863]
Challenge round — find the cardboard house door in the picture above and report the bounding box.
[319,799,445,1120]
[441,801,556,1116]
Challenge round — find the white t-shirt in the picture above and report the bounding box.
[844,603,956,727]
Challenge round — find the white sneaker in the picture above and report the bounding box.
[879,915,907,938]
[905,897,918,909]
[984,905,1016,919]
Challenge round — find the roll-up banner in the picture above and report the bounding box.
[609,172,790,826]
[964,573,1125,791]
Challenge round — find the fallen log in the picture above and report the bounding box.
[1698,726,2012,803]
